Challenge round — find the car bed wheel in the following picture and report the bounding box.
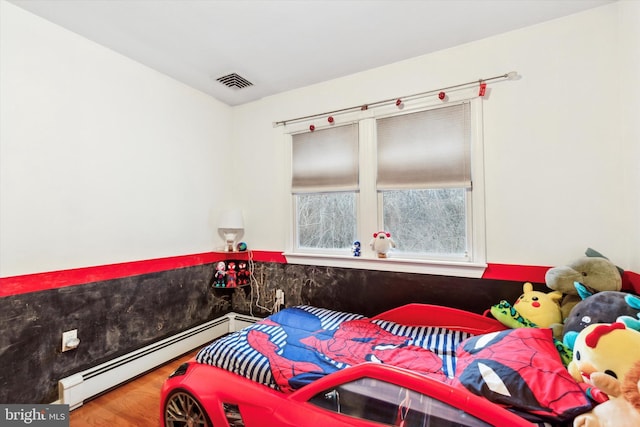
[164,390,211,427]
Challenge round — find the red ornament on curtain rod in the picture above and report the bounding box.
[479,82,487,97]
[274,71,518,127]
[309,124,315,131]
[328,116,334,124]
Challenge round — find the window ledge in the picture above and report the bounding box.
[282,252,487,278]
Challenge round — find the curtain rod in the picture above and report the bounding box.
[273,71,518,127]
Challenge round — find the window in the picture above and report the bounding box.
[308,377,491,427]
[296,192,356,250]
[382,188,467,256]
[377,104,471,259]
[284,88,486,277]
[292,124,359,251]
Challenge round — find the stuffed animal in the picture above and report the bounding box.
[546,251,622,320]
[563,288,640,349]
[568,322,640,401]
[513,282,563,328]
[573,360,640,427]
[370,231,395,258]
[490,283,570,365]
[490,283,563,329]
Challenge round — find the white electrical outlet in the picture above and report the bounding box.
[62,329,80,352]
[275,289,285,306]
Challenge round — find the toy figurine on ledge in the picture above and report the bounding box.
[213,261,227,287]
[370,231,395,258]
[236,260,250,286]
[211,259,251,288]
[226,261,237,287]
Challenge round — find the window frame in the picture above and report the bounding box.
[283,87,487,278]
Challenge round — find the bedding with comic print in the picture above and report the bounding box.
[197,305,469,392]
[196,305,592,424]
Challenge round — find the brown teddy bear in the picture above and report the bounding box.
[573,359,640,427]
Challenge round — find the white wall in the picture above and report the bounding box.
[233,1,640,272]
[619,0,640,274]
[0,1,233,277]
[2,1,637,278]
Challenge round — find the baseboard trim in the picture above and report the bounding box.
[57,312,261,409]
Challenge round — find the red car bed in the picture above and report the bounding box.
[160,304,593,427]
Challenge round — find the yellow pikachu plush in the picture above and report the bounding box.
[513,282,563,328]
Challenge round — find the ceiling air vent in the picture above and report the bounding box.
[216,73,253,89]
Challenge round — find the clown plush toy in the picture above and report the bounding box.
[370,231,395,258]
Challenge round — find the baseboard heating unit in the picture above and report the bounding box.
[58,312,260,410]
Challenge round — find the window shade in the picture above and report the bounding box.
[376,103,471,190]
[291,124,359,193]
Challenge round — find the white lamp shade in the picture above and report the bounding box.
[218,209,244,251]
[218,209,244,230]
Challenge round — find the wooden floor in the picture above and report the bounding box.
[69,349,199,427]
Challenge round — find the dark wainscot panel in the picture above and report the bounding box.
[1,261,540,404]
[0,264,228,404]
[231,262,541,318]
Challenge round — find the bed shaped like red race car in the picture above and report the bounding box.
[160,304,593,427]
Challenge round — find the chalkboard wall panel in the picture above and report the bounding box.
[0,261,535,404]
[0,264,225,404]
[233,263,534,318]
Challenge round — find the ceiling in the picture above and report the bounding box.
[9,0,615,106]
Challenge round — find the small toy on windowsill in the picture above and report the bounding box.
[352,240,361,257]
[370,231,395,258]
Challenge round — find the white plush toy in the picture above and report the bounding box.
[370,231,395,258]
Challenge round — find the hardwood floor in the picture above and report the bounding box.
[69,349,199,427]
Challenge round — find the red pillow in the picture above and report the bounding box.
[453,328,592,422]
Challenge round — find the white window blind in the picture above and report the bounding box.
[376,103,471,190]
[291,124,359,193]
